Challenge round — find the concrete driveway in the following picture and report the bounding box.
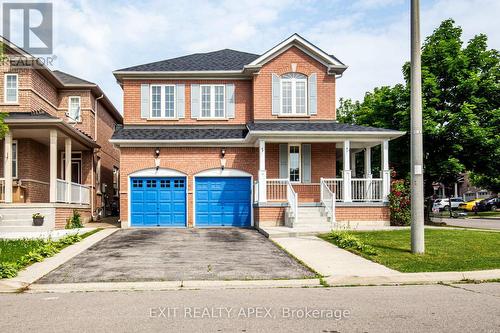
[36,229,315,283]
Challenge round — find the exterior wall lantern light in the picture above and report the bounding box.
[155,148,161,170]
[221,148,227,170]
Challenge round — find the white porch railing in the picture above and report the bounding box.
[0,178,4,202]
[266,179,298,221]
[56,179,67,203]
[56,179,90,204]
[266,179,288,201]
[320,178,336,227]
[322,178,344,201]
[351,178,383,202]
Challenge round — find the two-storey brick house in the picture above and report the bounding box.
[0,37,122,230]
[111,34,403,229]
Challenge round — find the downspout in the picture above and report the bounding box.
[92,94,104,220]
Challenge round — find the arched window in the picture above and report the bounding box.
[281,73,307,115]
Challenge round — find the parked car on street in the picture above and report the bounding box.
[433,198,464,211]
[458,198,484,212]
[476,197,500,212]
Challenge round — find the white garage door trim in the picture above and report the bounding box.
[193,168,254,228]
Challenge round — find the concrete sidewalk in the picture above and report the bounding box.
[273,236,398,277]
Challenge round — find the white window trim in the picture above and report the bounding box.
[199,84,226,119]
[4,73,18,104]
[12,140,18,179]
[68,96,81,122]
[150,84,177,119]
[288,143,301,183]
[61,151,82,184]
[280,74,308,116]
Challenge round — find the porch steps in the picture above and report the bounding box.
[294,206,330,226]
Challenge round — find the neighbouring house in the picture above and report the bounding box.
[0,37,122,231]
[111,34,404,229]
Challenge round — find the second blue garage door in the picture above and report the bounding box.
[195,177,251,227]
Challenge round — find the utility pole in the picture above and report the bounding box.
[410,0,425,253]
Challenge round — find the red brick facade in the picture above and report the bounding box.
[0,47,122,222]
[115,39,390,227]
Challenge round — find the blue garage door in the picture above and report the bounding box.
[195,177,251,227]
[130,177,186,227]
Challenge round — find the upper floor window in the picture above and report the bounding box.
[4,74,18,103]
[281,73,307,115]
[68,96,81,122]
[200,85,225,118]
[151,85,176,118]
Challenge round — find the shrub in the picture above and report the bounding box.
[324,231,377,256]
[65,210,83,229]
[388,179,411,226]
[0,263,19,278]
[32,213,44,219]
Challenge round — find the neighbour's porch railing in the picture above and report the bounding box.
[320,178,336,226]
[56,179,90,204]
[351,178,383,202]
[0,178,4,202]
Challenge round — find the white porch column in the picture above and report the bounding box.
[350,152,357,178]
[65,138,72,203]
[381,140,390,202]
[258,139,267,203]
[49,130,58,203]
[3,132,13,203]
[343,140,352,202]
[364,147,372,200]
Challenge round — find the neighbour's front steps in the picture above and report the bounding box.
[0,204,92,232]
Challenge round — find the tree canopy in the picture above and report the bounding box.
[338,19,500,194]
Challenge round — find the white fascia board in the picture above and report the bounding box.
[109,139,251,147]
[248,130,405,142]
[246,34,345,68]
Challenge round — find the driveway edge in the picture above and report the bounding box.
[27,278,321,293]
[0,228,118,293]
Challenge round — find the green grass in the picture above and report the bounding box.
[0,229,102,278]
[0,238,47,264]
[320,229,500,272]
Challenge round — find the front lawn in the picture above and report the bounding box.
[0,229,101,278]
[319,229,500,272]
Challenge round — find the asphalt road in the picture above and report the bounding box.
[1,283,499,332]
[433,217,500,230]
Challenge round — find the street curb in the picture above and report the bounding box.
[0,228,118,293]
[325,269,500,286]
[27,278,321,293]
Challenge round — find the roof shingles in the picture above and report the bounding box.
[117,49,259,72]
[111,125,249,141]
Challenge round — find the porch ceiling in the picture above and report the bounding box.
[9,127,92,150]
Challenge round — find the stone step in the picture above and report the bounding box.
[0,219,35,227]
[0,225,52,233]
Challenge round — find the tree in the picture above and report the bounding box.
[338,19,500,194]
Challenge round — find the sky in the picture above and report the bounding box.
[4,0,499,112]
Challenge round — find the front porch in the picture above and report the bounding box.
[0,114,98,230]
[253,138,393,228]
